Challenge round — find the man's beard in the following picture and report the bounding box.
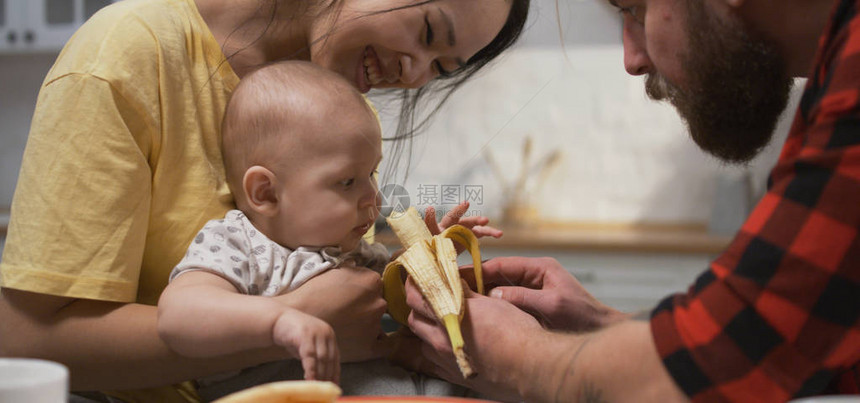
[645,1,793,164]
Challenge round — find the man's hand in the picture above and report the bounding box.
[397,259,686,403]
[479,256,629,331]
[400,279,545,401]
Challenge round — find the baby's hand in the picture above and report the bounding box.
[423,201,503,242]
[272,308,340,384]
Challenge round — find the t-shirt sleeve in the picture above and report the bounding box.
[0,72,154,302]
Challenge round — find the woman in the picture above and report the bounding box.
[0,0,528,401]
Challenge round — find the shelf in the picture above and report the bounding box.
[0,215,734,255]
[374,222,733,255]
[0,207,9,238]
[0,207,8,237]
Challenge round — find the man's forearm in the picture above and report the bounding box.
[519,321,688,402]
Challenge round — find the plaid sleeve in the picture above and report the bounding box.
[650,0,860,400]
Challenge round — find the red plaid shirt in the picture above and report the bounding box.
[650,0,860,400]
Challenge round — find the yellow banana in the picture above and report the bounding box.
[382,207,483,378]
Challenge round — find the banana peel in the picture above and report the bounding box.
[382,207,483,378]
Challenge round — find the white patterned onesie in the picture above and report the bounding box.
[170,209,390,295]
[173,210,467,401]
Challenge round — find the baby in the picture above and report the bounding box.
[157,60,388,386]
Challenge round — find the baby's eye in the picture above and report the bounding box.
[340,178,355,188]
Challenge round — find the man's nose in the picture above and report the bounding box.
[622,20,652,76]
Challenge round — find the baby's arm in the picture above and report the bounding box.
[157,271,339,382]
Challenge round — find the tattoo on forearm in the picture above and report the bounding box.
[581,382,608,403]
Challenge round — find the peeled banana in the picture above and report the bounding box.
[382,207,483,378]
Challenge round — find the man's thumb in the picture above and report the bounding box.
[488,286,537,311]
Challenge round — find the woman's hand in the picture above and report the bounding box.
[480,256,629,331]
[275,266,391,362]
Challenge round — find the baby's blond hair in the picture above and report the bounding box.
[221,60,372,204]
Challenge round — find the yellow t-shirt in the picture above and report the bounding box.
[3,0,229,401]
[0,0,237,306]
[0,0,378,400]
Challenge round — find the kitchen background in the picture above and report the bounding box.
[0,0,803,311]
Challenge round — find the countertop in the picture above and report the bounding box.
[375,221,733,255]
[0,213,734,254]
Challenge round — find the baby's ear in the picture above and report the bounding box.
[243,166,279,216]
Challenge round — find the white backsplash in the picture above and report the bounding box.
[0,47,802,232]
[375,46,801,226]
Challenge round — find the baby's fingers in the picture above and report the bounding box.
[452,215,489,228]
[469,225,503,239]
[439,201,470,229]
[301,354,318,381]
[330,337,341,384]
[320,334,339,383]
[423,206,441,235]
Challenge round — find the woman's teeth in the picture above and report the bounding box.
[364,49,383,86]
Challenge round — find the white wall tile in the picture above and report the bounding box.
[376,47,801,226]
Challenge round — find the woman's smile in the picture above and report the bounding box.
[364,46,384,86]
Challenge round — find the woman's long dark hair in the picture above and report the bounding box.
[377,0,531,184]
[223,0,531,184]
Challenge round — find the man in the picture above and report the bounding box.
[400,0,859,401]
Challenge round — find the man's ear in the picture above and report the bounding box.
[243,166,279,216]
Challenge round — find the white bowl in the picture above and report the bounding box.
[0,358,68,403]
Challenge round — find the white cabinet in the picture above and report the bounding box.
[0,0,24,52]
[1,0,116,53]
